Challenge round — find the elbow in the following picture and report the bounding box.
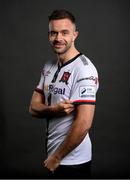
[29,105,32,114]
[86,123,92,131]
[81,125,91,139]
[29,105,36,117]
[82,119,92,134]
[29,104,42,118]
[29,105,34,116]
[85,123,92,133]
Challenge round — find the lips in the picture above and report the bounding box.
[53,43,65,48]
[53,40,65,47]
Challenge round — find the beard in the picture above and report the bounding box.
[51,40,72,55]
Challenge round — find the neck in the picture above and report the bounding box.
[57,47,80,66]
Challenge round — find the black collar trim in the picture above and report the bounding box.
[58,53,82,69]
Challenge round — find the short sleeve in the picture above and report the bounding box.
[35,68,45,95]
[70,66,99,105]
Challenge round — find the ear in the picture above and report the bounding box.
[73,31,79,41]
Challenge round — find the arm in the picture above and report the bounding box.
[44,104,95,172]
[29,91,74,118]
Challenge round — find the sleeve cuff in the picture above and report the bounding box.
[72,99,96,105]
[35,88,44,95]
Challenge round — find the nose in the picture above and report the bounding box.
[55,32,62,41]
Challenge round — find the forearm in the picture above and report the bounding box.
[43,105,95,172]
[29,99,74,119]
[52,105,95,161]
[29,103,55,118]
[52,119,89,161]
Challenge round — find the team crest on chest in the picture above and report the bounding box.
[59,72,71,85]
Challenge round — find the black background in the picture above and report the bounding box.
[0,0,130,178]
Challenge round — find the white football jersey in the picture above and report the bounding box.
[35,53,99,165]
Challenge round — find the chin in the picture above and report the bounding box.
[54,49,66,54]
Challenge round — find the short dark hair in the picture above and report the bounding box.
[48,9,76,24]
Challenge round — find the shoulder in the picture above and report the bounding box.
[41,60,57,76]
[74,54,98,77]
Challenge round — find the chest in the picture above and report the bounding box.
[44,66,73,104]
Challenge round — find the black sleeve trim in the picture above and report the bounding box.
[72,99,96,105]
[72,101,95,105]
[35,88,44,95]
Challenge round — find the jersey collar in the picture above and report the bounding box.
[58,52,82,69]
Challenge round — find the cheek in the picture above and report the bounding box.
[48,36,54,43]
[68,33,75,42]
[68,36,75,43]
[65,34,73,41]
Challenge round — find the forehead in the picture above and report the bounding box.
[49,18,74,31]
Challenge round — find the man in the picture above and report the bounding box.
[29,9,99,178]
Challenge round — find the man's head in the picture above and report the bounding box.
[48,9,78,55]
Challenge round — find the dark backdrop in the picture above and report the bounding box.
[0,0,130,178]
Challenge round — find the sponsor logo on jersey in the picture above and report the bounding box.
[81,88,87,94]
[49,84,65,95]
[59,72,71,85]
[79,85,95,98]
[77,76,98,84]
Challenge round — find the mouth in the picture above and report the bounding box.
[53,41,65,48]
[53,44,65,48]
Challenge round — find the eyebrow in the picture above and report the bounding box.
[49,29,70,33]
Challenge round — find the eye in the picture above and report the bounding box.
[62,30,69,36]
[49,31,57,36]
